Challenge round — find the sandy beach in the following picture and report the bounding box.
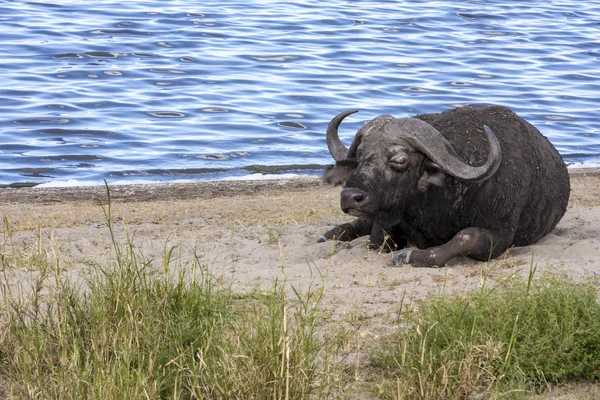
[1,169,600,324]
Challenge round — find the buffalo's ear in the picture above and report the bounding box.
[417,161,447,192]
[322,159,357,186]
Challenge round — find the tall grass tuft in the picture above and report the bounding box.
[0,184,339,399]
[371,264,600,399]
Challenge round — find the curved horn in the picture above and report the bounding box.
[386,119,501,181]
[326,110,358,162]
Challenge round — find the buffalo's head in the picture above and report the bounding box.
[323,110,501,218]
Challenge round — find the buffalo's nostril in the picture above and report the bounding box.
[352,192,364,203]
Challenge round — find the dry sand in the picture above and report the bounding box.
[1,169,600,325]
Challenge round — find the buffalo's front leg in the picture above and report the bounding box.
[368,222,408,251]
[392,227,511,268]
[317,216,374,243]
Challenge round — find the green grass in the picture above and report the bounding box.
[0,185,341,399]
[370,264,600,399]
[1,261,342,399]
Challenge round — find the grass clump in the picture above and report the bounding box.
[371,266,600,399]
[0,185,339,399]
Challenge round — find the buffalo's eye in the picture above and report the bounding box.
[388,155,408,171]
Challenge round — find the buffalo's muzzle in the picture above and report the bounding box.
[341,188,368,215]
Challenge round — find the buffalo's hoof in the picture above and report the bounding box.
[316,236,327,243]
[367,242,381,250]
[392,250,412,266]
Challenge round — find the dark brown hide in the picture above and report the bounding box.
[320,105,570,267]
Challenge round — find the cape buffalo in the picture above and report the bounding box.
[318,105,570,267]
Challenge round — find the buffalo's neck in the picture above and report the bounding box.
[374,180,477,249]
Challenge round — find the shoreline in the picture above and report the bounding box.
[0,177,322,204]
[1,167,599,205]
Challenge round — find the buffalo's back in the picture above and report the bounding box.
[415,105,570,246]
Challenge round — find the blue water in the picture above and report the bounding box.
[1,1,599,188]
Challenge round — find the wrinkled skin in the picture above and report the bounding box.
[320,105,570,267]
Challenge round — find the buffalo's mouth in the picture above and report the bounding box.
[345,208,369,217]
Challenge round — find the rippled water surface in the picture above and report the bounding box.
[1,0,599,187]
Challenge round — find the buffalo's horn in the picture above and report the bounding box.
[386,119,501,181]
[326,110,358,161]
